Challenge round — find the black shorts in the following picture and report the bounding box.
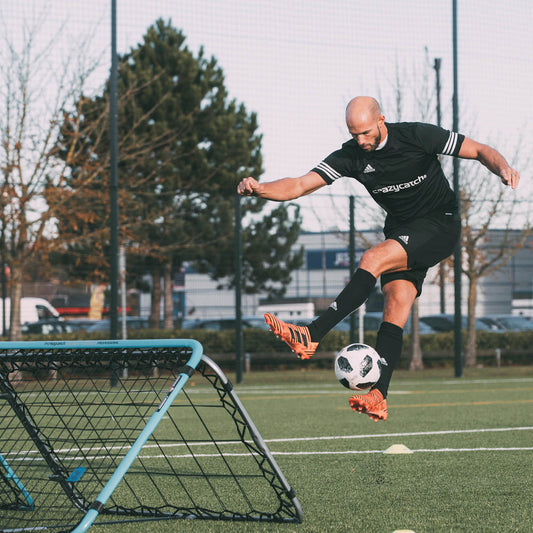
[380,210,460,296]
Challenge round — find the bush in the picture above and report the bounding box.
[13,327,533,367]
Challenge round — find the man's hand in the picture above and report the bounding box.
[237,177,260,196]
[500,167,520,189]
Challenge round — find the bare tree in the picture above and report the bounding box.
[0,14,102,339]
[460,147,531,367]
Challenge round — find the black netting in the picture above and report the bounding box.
[0,342,301,532]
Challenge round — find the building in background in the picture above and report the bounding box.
[175,229,533,321]
[20,229,533,323]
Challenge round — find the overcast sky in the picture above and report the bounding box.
[4,1,532,229]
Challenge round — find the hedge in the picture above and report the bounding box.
[14,327,533,359]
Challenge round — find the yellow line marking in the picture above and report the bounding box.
[394,387,533,395]
[238,387,533,402]
[338,398,533,409]
[395,398,533,408]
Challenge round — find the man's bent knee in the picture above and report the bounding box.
[359,240,408,277]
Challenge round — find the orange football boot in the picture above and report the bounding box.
[264,313,318,359]
[349,388,388,422]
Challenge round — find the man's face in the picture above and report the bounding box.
[347,116,384,152]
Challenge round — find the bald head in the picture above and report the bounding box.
[345,96,386,151]
[345,96,382,124]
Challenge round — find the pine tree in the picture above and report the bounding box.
[48,20,302,323]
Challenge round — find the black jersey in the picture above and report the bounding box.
[312,122,465,221]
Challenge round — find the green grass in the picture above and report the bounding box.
[89,365,533,533]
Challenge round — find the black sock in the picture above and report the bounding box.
[307,268,376,342]
[372,322,403,399]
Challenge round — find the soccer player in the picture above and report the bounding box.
[237,96,520,421]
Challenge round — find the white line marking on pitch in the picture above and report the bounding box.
[137,446,533,459]
[17,446,531,462]
[269,447,533,456]
[47,426,533,453]
[261,426,533,444]
[7,427,532,462]
[6,427,531,461]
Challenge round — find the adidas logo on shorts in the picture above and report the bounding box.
[398,235,409,245]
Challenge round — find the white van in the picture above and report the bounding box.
[0,297,61,335]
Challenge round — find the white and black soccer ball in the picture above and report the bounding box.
[334,343,386,391]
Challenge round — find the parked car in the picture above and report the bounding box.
[0,297,61,335]
[181,316,270,331]
[85,317,149,332]
[480,314,533,332]
[331,312,382,332]
[290,311,436,335]
[477,316,506,331]
[21,319,76,335]
[420,314,503,333]
[331,311,437,334]
[63,319,102,332]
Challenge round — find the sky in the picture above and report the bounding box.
[3,0,532,230]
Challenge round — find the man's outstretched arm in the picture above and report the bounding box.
[458,137,520,189]
[237,171,327,201]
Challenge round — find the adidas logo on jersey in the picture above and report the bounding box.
[329,301,338,311]
[363,164,375,173]
[398,235,409,245]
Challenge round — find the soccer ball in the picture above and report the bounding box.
[334,343,386,391]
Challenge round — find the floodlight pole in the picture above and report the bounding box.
[109,0,119,341]
[235,194,243,384]
[0,192,6,337]
[349,196,357,343]
[452,0,463,377]
[434,58,446,315]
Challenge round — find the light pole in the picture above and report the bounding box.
[1,191,6,337]
[109,0,120,341]
[349,195,356,343]
[452,0,463,378]
[434,58,446,315]
[234,194,243,384]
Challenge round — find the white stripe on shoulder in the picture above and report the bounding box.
[442,131,458,155]
[316,161,341,181]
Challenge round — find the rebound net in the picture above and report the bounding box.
[0,339,302,532]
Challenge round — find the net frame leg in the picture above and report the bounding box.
[0,452,34,511]
[200,354,303,523]
[71,339,203,533]
[0,369,88,512]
